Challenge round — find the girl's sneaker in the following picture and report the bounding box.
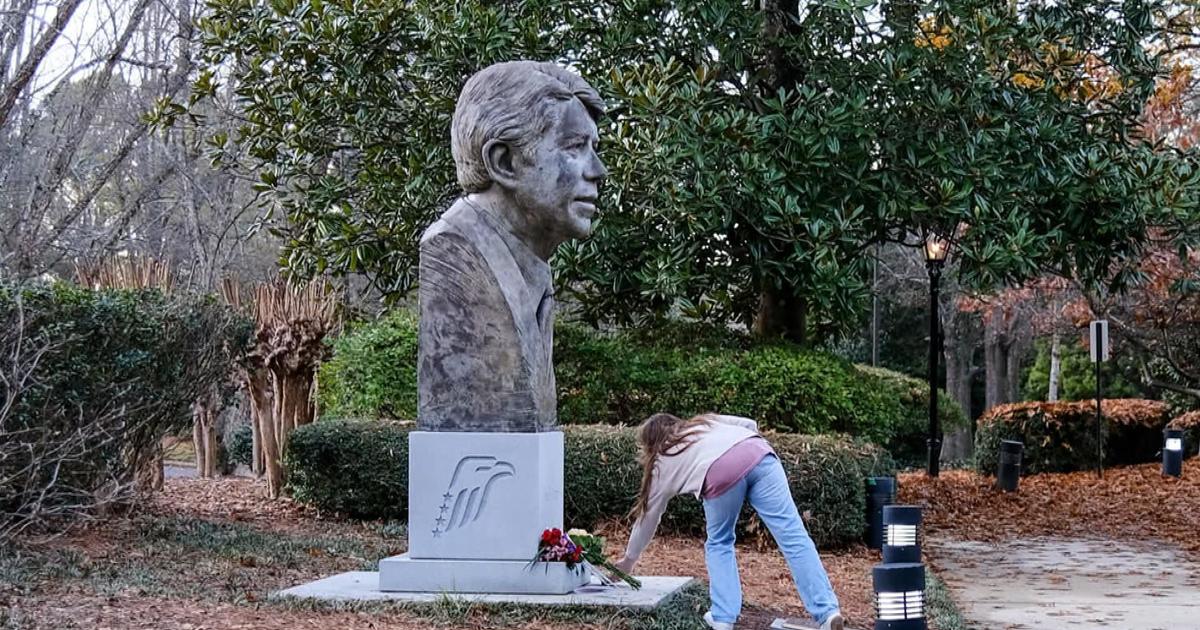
[703,611,734,630]
[820,611,844,630]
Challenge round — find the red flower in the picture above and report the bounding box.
[541,528,562,545]
[571,549,583,563]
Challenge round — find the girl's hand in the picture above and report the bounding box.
[613,557,635,573]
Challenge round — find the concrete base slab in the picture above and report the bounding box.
[379,553,588,594]
[931,536,1200,630]
[274,571,696,611]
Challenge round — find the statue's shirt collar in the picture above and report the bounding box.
[462,199,553,303]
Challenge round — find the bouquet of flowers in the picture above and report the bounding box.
[532,527,642,589]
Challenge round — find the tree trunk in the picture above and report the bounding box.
[0,0,85,130]
[136,444,164,491]
[244,367,271,477]
[1005,327,1030,404]
[756,1,811,344]
[942,310,979,461]
[1048,333,1061,401]
[259,378,284,497]
[191,392,219,478]
[192,410,205,477]
[752,284,808,345]
[263,368,317,498]
[984,313,1010,410]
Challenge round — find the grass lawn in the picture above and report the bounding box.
[0,476,965,629]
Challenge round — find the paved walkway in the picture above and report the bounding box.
[163,463,197,479]
[164,463,257,479]
[930,536,1200,630]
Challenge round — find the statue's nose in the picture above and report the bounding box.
[587,152,608,183]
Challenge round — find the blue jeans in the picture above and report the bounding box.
[702,454,840,625]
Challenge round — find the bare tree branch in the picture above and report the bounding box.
[0,0,85,131]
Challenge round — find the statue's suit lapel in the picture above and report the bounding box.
[442,204,552,397]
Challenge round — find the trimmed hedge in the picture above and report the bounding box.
[285,420,895,548]
[317,315,966,464]
[554,324,969,455]
[975,399,1179,474]
[285,421,411,518]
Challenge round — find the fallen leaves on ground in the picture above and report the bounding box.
[899,461,1200,556]
[4,476,883,630]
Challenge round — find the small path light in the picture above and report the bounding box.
[873,562,926,630]
[997,439,1023,492]
[882,505,922,564]
[1164,428,1184,478]
[866,476,897,550]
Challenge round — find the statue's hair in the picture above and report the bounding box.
[451,61,604,193]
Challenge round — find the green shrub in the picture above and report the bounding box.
[974,399,1175,474]
[1021,338,1138,402]
[853,365,969,465]
[285,420,412,518]
[226,425,253,467]
[0,281,249,536]
[316,315,967,463]
[285,421,895,548]
[317,310,419,420]
[555,323,966,465]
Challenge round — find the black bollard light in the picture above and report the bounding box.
[882,505,922,564]
[873,562,926,630]
[866,476,897,550]
[997,439,1023,492]
[1163,428,1184,478]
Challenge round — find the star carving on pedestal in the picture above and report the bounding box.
[442,492,453,502]
[432,529,442,538]
[435,515,447,528]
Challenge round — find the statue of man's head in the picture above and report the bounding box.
[451,61,607,259]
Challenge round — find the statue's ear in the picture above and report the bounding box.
[482,139,521,190]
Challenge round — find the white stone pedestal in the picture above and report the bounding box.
[380,430,577,594]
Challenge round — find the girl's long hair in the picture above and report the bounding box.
[630,412,711,519]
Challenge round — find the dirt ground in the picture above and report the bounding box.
[1,476,884,630]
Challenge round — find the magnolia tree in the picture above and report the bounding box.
[173,0,1200,346]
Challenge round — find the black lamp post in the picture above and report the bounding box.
[922,229,952,477]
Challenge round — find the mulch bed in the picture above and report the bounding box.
[3,476,883,630]
[899,461,1200,556]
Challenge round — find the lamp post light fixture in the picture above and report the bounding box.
[873,562,927,630]
[997,439,1024,492]
[921,227,955,477]
[882,505,923,564]
[1164,428,1184,478]
[866,476,897,550]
